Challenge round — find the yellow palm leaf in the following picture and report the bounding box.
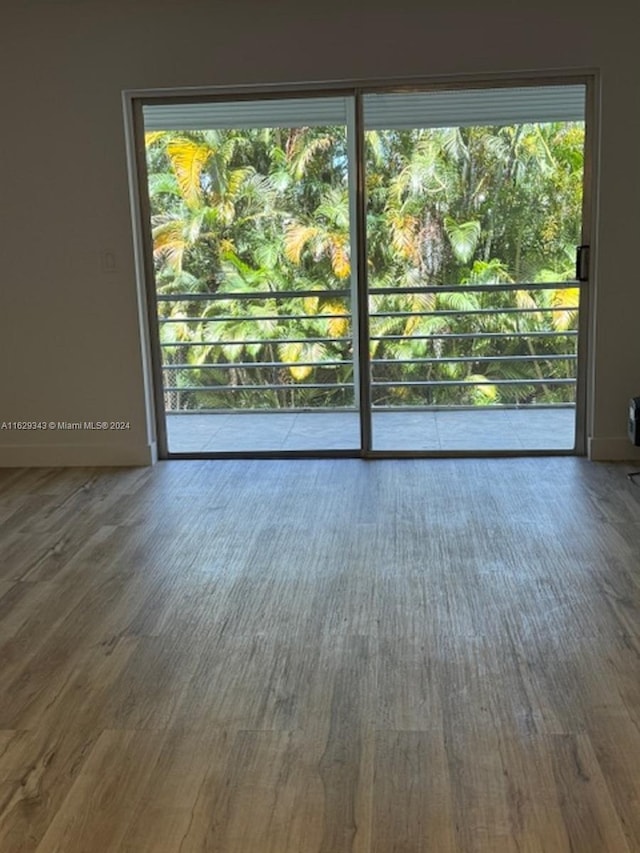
[322,302,349,338]
[303,296,320,314]
[278,341,312,382]
[166,140,211,208]
[226,167,254,197]
[328,316,349,337]
[289,364,313,381]
[145,131,166,147]
[152,221,185,272]
[284,224,319,264]
[404,314,420,335]
[330,236,351,279]
[391,214,419,262]
[278,342,303,363]
[552,287,580,331]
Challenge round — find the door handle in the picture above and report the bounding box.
[576,245,590,282]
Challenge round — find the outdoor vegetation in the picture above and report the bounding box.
[145,114,584,411]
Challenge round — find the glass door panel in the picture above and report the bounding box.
[137,82,590,457]
[362,85,587,452]
[142,96,359,454]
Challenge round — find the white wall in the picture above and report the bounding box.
[2,0,639,464]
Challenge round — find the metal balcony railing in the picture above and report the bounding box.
[154,281,580,412]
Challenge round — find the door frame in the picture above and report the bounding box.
[123,69,598,460]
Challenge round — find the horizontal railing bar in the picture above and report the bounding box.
[371,354,576,365]
[159,313,575,325]
[164,377,575,393]
[372,378,576,387]
[162,354,576,371]
[159,307,578,323]
[163,360,351,370]
[368,281,580,296]
[370,331,577,340]
[154,282,578,303]
[371,307,577,318]
[156,288,351,302]
[159,314,349,323]
[159,331,577,347]
[165,403,575,414]
[163,383,354,392]
[369,403,576,411]
[160,337,352,346]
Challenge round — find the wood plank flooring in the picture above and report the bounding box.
[0,458,639,852]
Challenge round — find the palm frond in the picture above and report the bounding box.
[167,140,212,208]
[152,221,186,272]
[145,131,167,147]
[321,301,349,338]
[329,235,351,279]
[147,172,179,197]
[551,286,580,331]
[444,217,481,264]
[284,224,320,264]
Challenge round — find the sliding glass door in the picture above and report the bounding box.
[363,86,587,451]
[135,80,589,456]
[141,96,360,453]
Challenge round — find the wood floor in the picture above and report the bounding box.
[0,458,639,852]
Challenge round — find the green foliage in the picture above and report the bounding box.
[444,218,482,264]
[146,116,585,411]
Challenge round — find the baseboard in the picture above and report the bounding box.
[2,437,636,465]
[0,442,157,467]
[588,436,640,461]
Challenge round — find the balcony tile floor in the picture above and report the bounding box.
[166,407,576,453]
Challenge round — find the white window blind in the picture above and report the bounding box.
[363,85,585,129]
[143,97,349,130]
[142,85,585,132]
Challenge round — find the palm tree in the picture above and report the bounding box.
[147,125,355,410]
[145,117,585,412]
